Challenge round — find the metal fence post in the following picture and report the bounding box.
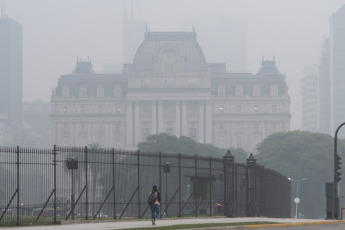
[85,146,88,220]
[194,154,198,217]
[16,146,20,226]
[112,148,116,219]
[246,153,257,217]
[223,150,234,217]
[137,150,140,218]
[159,152,162,218]
[178,153,181,218]
[209,156,212,216]
[53,145,57,224]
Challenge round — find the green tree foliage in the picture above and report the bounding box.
[138,133,248,163]
[256,130,345,219]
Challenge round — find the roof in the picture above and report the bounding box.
[72,61,95,75]
[132,31,207,72]
[256,58,281,75]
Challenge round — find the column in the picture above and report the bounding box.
[126,101,133,147]
[227,121,232,149]
[181,102,187,136]
[72,122,76,146]
[55,122,59,145]
[158,101,164,133]
[205,101,213,144]
[151,102,157,134]
[175,101,181,137]
[134,102,140,145]
[198,102,204,143]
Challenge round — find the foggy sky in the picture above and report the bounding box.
[3,0,345,130]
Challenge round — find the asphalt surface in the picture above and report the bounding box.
[1,217,344,230]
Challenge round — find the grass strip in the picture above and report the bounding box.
[118,221,277,230]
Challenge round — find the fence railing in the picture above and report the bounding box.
[0,146,291,226]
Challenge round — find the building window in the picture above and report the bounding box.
[272,105,277,113]
[114,85,122,97]
[254,123,259,131]
[81,122,87,132]
[254,105,259,112]
[273,123,278,130]
[80,105,86,113]
[96,85,104,98]
[79,85,87,98]
[98,105,103,114]
[237,105,242,113]
[253,85,261,97]
[235,85,243,97]
[220,123,224,129]
[142,103,150,114]
[237,136,242,148]
[166,128,173,135]
[220,136,224,148]
[62,86,69,97]
[115,105,121,113]
[190,128,196,141]
[143,128,150,141]
[163,50,177,72]
[217,85,225,97]
[271,85,278,96]
[63,106,68,113]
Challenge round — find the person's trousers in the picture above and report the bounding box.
[149,204,159,221]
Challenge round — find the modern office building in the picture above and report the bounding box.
[50,31,290,152]
[0,16,23,145]
[122,0,147,64]
[330,4,345,134]
[187,15,247,73]
[301,65,319,132]
[318,38,330,135]
[22,100,51,147]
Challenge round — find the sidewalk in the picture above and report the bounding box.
[1,217,342,230]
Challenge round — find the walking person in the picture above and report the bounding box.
[148,185,160,225]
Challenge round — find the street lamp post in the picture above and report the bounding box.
[290,177,308,219]
[163,162,170,216]
[332,122,345,219]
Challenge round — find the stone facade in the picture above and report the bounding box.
[50,31,290,152]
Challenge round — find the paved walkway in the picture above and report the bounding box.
[1,217,338,230]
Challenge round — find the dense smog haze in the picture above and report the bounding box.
[2,0,345,130]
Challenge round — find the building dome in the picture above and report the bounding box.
[132,32,207,72]
[72,61,95,74]
[256,58,281,75]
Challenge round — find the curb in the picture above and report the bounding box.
[244,220,345,229]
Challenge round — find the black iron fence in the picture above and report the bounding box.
[0,146,291,226]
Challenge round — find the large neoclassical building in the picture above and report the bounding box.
[50,31,290,152]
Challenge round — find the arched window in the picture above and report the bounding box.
[62,85,69,97]
[79,85,87,98]
[217,85,225,97]
[114,85,122,97]
[96,85,104,98]
[235,85,243,97]
[253,85,261,97]
[270,84,279,96]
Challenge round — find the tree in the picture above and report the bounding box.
[256,130,345,219]
[138,133,247,163]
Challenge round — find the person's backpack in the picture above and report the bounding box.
[147,192,157,205]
